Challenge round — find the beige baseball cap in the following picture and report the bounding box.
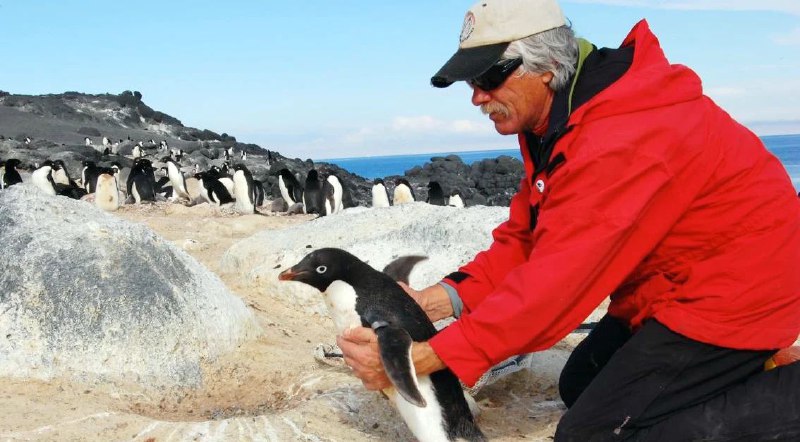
[431,0,566,88]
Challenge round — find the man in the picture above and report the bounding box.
[338,0,800,439]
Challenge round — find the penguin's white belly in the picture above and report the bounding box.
[324,280,450,442]
[372,185,390,208]
[394,186,414,205]
[387,378,450,442]
[324,280,361,332]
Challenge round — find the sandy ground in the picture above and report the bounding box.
[0,201,580,441]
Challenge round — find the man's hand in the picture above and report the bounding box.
[397,282,454,322]
[337,327,391,391]
[337,327,448,390]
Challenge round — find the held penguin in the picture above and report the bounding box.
[279,248,485,442]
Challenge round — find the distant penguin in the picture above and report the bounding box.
[266,150,273,167]
[393,178,415,205]
[155,167,173,199]
[279,249,486,442]
[52,160,86,199]
[278,168,303,206]
[326,174,345,214]
[94,171,120,211]
[84,137,93,146]
[50,160,72,186]
[195,172,234,205]
[127,158,157,203]
[372,178,391,208]
[160,140,169,151]
[132,143,143,159]
[448,191,465,208]
[241,150,247,161]
[102,137,111,148]
[232,164,257,214]
[31,161,57,195]
[302,169,324,215]
[161,157,190,201]
[426,181,446,206]
[82,160,100,193]
[253,179,265,207]
[3,159,23,187]
[0,160,5,190]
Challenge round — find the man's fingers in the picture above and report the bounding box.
[341,326,377,343]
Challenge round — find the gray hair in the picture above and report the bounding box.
[503,26,579,91]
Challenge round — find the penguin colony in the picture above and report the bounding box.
[2,136,468,214]
[280,249,486,442]
[0,138,278,215]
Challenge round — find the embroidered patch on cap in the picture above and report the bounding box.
[460,11,475,43]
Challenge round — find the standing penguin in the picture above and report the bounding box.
[278,168,303,206]
[325,173,346,214]
[232,164,257,214]
[50,160,73,187]
[81,160,100,193]
[127,158,157,203]
[3,159,24,187]
[94,170,120,212]
[302,169,325,215]
[426,181,446,206]
[253,179,265,208]
[160,157,190,201]
[372,178,391,208]
[393,178,416,205]
[448,190,465,208]
[194,172,234,205]
[31,161,57,195]
[279,249,486,442]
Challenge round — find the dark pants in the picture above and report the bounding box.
[555,315,800,441]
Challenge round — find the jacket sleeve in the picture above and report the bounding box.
[442,177,534,313]
[430,139,701,386]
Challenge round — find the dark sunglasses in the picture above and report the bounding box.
[468,58,523,91]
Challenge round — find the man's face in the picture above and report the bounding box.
[470,69,554,135]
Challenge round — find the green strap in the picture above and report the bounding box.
[568,38,595,115]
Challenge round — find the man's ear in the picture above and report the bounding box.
[542,71,555,85]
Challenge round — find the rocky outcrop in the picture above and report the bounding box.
[0,185,261,391]
[401,154,525,206]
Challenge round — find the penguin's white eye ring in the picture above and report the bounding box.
[316,265,327,274]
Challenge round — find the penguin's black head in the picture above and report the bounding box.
[373,178,384,185]
[279,248,360,292]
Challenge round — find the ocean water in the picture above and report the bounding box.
[323,134,800,191]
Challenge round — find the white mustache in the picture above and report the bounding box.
[481,102,509,118]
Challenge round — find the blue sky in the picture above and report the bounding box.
[1,1,798,159]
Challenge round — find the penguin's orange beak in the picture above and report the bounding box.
[278,268,305,281]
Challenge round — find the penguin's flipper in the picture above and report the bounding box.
[370,320,426,408]
[382,256,428,285]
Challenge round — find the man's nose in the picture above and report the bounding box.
[471,86,491,106]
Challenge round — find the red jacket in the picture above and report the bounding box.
[430,20,800,387]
